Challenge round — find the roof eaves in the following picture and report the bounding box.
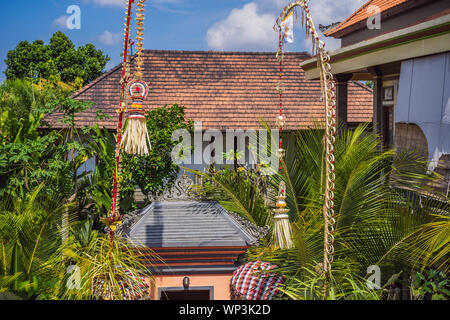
[325,0,421,38]
[301,12,450,72]
[324,0,374,37]
[217,204,269,246]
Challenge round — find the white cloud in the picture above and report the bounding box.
[306,0,366,51]
[206,3,277,51]
[53,15,68,29]
[99,30,122,46]
[206,0,366,52]
[308,0,366,25]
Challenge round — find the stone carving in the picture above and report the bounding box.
[221,208,270,246]
[114,208,147,237]
[148,174,195,202]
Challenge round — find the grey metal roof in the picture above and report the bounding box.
[126,201,261,248]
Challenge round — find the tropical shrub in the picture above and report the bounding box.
[412,269,450,300]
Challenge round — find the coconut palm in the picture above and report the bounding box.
[192,123,449,299]
[406,213,450,273]
[0,183,73,298]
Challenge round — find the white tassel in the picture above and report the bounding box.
[273,213,293,249]
[272,181,293,249]
[123,79,150,156]
[121,114,151,156]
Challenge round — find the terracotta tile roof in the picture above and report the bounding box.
[45,50,373,130]
[324,0,409,37]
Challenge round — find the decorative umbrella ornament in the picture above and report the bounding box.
[121,0,151,156]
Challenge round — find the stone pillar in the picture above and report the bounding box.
[368,67,383,136]
[335,74,353,126]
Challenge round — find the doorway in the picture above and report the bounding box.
[158,286,214,300]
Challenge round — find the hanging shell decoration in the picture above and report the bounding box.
[276,0,337,275]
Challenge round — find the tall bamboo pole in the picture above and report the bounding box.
[110,0,135,241]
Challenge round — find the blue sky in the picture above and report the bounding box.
[0,0,366,82]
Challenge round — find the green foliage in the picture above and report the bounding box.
[0,78,90,199]
[364,80,374,89]
[83,124,135,216]
[0,108,62,197]
[0,109,41,144]
[412,269,450,300]
[45,96,94,128]
[206,123,449,299]
[79,104,192,217]
[406,213,450,273]
[0,78,73,121]
[5,31,109,86]
[188,167,272,227]
[280,263,381,300]
[0,96,94,199]
[122,104,193,198]
[47,233,155,300]
[0,184,72,299]
[0,79,174,299]
[0,184,154,300]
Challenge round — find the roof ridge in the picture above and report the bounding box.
[142,49,311,56]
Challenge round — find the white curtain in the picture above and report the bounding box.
[396,52,450,171]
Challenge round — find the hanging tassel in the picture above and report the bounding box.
[272,181,293,249]
[121,0,150,156]
[121,79,151,156]
[121,113,150,155]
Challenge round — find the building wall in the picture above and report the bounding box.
[147,274,232,300]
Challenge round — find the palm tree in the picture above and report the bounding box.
[0,183,71,298]
[191,123,449,299]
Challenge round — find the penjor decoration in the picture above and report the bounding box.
[121,0,151,156]
[276,1,338,279]
[271,25,293,249]
[109,0,150,232]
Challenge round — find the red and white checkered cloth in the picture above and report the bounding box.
[230,261,285,300]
